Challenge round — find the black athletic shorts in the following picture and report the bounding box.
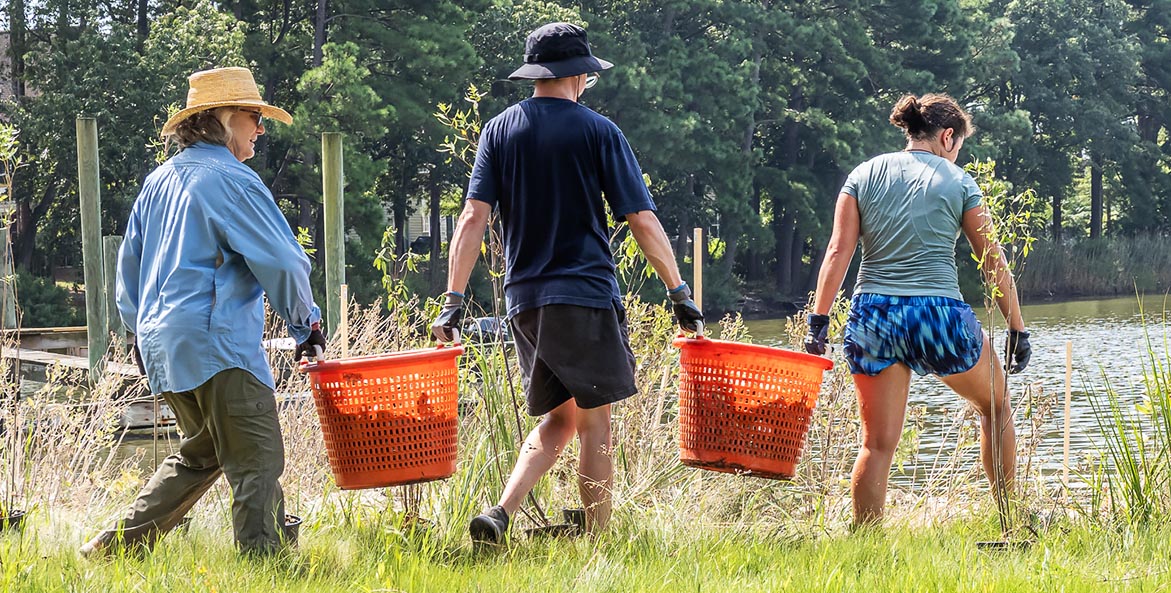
[509,303,638,416]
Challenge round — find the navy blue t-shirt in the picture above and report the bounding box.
[467,97,656,317]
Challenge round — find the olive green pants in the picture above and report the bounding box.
[95,368,287,554]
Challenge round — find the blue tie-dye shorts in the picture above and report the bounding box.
[843,294,984,377]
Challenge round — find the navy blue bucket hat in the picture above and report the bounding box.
[508,23,614,81]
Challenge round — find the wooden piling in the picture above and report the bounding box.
[76,117,107,382]
[0,205,16,330]
[103,235,123,343]
[1064,340,1073,497]
[322,132,345,334]
[692,227,703,312]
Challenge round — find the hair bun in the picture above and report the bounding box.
[890,94,928,135]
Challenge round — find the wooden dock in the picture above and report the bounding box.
[2,329,315,431]
[2,326,90,355]
[3,345,166,430]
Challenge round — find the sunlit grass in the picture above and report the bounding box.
[1,296,1170,591]
[2,510,1169,592]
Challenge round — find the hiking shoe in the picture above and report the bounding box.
[469,505,509,544]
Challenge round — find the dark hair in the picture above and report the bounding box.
[168,108,234,149]
[889,94,973,140]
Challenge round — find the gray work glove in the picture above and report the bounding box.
[804,314,830,355]
[669,283,704,333]
[1005,329,1031,374]
[431,292,465,343]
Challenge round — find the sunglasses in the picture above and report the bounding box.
[584,72,600,89]
[237,108,264,127]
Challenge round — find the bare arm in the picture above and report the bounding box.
[446,199,492,293]
[961,205,1025,331]
[812,193,861,315]
[624,210,684,290]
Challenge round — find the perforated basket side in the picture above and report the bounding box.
[303,347,462,489]
[673,338,831,479]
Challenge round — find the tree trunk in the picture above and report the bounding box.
[745,184,765,282]
[314,0,328,67]
[8,0,26,99]
[12,181,57,272]
[300,197,319,268]
[1051,193,1062,242]
[1089,158,1103,239]
[136,0,149,47]
[774,210,795,292]
[804,244,825,295]
[787,223,804,298]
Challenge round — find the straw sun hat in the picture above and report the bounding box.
[160,67,293,136]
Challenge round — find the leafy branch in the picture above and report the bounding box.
[435,84,485,174]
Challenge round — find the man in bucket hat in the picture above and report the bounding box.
[81,67,326,557]
[432,22,703,543]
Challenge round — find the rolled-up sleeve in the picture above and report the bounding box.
[220,180,321,343]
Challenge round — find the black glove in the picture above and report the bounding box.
[431,292,465,343]
[668,283,704,333]
[804,314,830,355]
[295,322,327,362]
[1005,329,1031,374]
[132,343,147,376]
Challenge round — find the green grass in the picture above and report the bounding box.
[3,298,1171,591]
[1,511,1168,591]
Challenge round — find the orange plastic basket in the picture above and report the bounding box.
[299,345,463,490]
[672,337,833,479]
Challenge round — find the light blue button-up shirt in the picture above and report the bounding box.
[117,142,321,394]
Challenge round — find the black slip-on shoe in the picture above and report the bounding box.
[469,505,509,545]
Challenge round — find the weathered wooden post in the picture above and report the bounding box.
[104,235,124,343]
[77,116,107,382]
[692,227,703,312]
[0,202,16,330]
[322,132,345,334]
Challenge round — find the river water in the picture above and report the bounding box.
[745,296,1170,488]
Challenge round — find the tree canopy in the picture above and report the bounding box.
[1,0,1165,315]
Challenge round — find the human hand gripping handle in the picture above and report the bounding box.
[1005,329,1031,374]
[295,322,327,362]
[669,283,704,334]
[431,291,465,343]
[804,314,830,355]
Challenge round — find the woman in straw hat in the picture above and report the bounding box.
[81,67,327,557]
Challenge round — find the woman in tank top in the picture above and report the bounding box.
[805,94,1032,527]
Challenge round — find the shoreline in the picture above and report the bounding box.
[730,291,1168,322]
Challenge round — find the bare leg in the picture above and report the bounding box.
[575,404,613,532]
[939,331,1016,493]
[496,399,578,516]
[851,363,912,527]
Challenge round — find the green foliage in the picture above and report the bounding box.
[435,84,485,174]
[0,123,27,195]
[965,159,1041,296]
[373,226,426,319]
[1018,235,1171,297]
[13,271,84,328]
[4,0,1170,307]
